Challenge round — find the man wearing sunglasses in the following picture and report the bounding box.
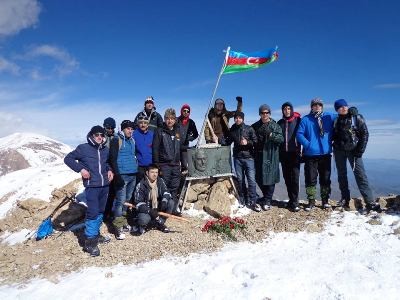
[297,98,336,211]
[109,120,138,240]
[252,104,284,210]
[178,104,198,172]
[64,125,114,257]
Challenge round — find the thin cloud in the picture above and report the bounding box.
[23,44,79,76]
[373,83,400,89]
[0,0,41,37]
[0,56,20,75]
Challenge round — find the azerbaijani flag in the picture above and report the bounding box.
[222,47,278,74]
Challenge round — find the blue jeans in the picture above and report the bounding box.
[334,149,374,204]
[113,174,136,217]
[234,157,257,205]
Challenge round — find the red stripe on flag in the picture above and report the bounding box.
[226,57,270,66]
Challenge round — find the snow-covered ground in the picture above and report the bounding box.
[0,132,80,219]
[0,163,80,218]
[1,211,399,300]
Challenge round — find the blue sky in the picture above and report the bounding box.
[0,0,399,159]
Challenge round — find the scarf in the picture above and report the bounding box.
[312,111,324,136]
[146,177,158,209]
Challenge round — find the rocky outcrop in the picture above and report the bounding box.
[183,177,237,217]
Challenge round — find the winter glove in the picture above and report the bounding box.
[236,96,243,102]
[159,199,168,212]
[348,107,358,116]
[149,208,159,219]
[137,204,150,214]
[113,174,125,189]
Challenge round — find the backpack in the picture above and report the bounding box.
[335,115,359,151]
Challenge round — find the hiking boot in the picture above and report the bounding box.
[305,199,315,211]
[98,234,111,244]
[366,203,382,213]
[322,200,331,209]
[290,205,301,212]
[131,226,146,236]
[84,237,100,257]
[155,217,170,233]
[122,224,131,233]
[251,203,262,212]
[114,227,126,240]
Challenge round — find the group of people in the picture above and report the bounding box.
[64,95,380,257]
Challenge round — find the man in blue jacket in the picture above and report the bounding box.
[133,115,154,182]
[109,120,138,240]
[296,98,336,210]
[64,125,114,257]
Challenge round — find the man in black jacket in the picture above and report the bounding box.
[278,102,302,212]
[153,108,181,214]
[333,99,380,212]
[230,112,260,212]
[177,104,198,172]
[132,164,174,234]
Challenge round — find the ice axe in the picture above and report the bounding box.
[123,202,189,222]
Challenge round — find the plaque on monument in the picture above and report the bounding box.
[187,145,233,178]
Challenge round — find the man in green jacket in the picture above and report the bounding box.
[252,104,284,210]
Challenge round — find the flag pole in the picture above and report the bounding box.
[197,46,231,148]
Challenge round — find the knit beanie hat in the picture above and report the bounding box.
[234,111,245,119]
[310,97,323,107]
[259,104,271,114]
[137,115,149,123]
[334,99,348,111]
[121,120,134,131]
[164,108,176,119]
[90,125,105,136]
[144,96,154,105]
[103,117,116,129]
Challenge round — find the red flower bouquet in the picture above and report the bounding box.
[201,216,246,241]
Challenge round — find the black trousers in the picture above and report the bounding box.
[136,166,147,183]
[280,152,300,207]
[160,164,181,211]
[304,154,331,187]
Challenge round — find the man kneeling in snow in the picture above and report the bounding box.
[132,164,174,235]
[64,126,114,257]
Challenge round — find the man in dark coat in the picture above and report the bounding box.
[252,104,284,210]
[230,111,260,212]
[102,117,118,222]
[132,164,174,234]
[278,102,302,212]
[64,126,114,257]
[333,99,381,212]
[177,104,198,172]
[153,108,181,215]
[133,96,163,131]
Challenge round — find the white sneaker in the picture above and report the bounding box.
[262,204,271,211]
